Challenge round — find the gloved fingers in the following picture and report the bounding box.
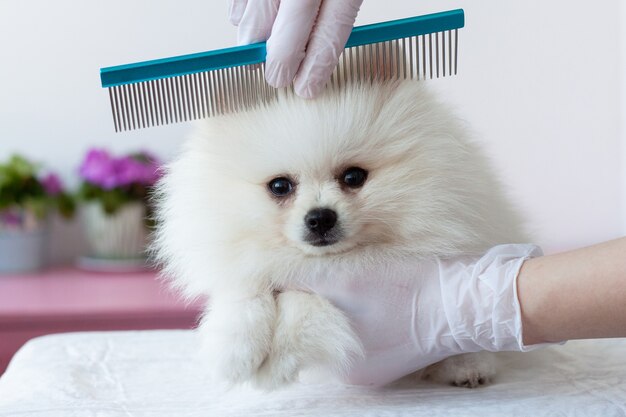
[228,0,248,26]
[236,0,280,45]
[293,0,362,98]
[265,0,323,88]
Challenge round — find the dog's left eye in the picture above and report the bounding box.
[268,177,294,197]
[341,167,368,188]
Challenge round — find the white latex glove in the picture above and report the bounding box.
[290,244,551,386]
[228,0,363,98]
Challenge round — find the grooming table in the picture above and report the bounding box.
[0,330,624,416]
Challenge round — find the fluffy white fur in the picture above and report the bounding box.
[153,80,526,390]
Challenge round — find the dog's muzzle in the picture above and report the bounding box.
[303,208,341,246]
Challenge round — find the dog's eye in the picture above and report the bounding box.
[341,167,368,188]
[268,177,294,197]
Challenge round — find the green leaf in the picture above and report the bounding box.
[0,154,76,219]
[55,193,76,219]
[8,155,38,178]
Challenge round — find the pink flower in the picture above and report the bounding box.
[41,173,63,196]
[79,149,116,189]
[0,210,21,227]
[79,148,162,189]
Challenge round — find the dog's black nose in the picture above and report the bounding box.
[304,208,337,236]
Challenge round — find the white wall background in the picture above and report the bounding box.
[0,0,623,263]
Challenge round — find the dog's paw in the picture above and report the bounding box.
[203,332,269,384]
[252,291,363,391]
[197,293,276,385]
[444,367,492,388]
[253,350,300,390]
[422,352,496,388]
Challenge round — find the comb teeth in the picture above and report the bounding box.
[107,30,458,132]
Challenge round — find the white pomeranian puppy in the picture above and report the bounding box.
[153,80,526,390]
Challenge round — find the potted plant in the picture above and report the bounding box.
[0,155,74,273]
[77,149,161,265]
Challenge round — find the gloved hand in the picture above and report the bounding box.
[228,0,363,98]
[289,244,551,386]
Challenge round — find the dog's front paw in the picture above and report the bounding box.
[423,352,496,388]
[254,349,300,390]
[198,293,276,384]
[252,291,363,390]
[203,331,269,384]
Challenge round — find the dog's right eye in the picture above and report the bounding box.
[268,177,294,197]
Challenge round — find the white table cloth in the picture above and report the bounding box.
[0,330,624,416]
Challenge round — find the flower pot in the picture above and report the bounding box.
[81,202,148,259]
[0,209,48,273]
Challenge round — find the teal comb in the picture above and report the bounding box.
[100,9,464,132]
